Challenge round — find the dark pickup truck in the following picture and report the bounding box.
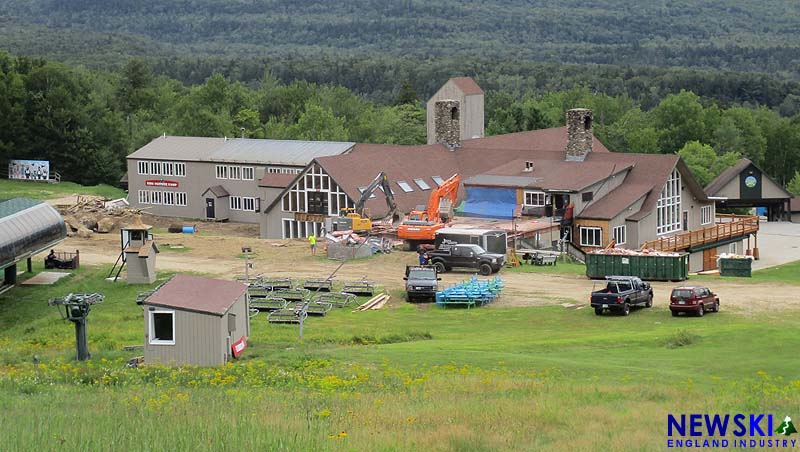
[404,265,440,302]
[590,276,653,316]
[427,244,505,276]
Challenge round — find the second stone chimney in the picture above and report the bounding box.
[565,108,593,162]
[434,100,461,150]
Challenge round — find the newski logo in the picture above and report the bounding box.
[667,414,798,449]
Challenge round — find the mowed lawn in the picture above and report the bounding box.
[0,178,125,200]
[1,264,799,451]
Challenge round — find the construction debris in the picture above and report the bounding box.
[591,248,681,257]
[57,195,147,236]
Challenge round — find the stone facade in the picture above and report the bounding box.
[434,100,461,149]
[566,109,593,161]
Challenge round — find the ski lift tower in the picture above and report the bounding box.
[48,292,105,361]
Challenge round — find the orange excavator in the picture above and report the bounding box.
[397,174,461,249]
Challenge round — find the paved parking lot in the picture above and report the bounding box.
[752,221,800,270]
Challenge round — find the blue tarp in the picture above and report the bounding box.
[463,187,516,219]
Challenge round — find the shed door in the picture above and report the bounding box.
[206,198,215,219]
[703,248,717,271]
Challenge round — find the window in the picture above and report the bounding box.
[163,191,175,206]
[414,178,431,190]
[138,190,149,204]
[174,163,186,177]
[657,168,682,235]
[216,165,228,179]
[613,225,626,245]
[580,227,602,247]
[137,161,148,175]
[243,197,257,212]
[176,192,187,206]
[162,162,174,176]
[229,166,241,180]
[151,191,162,205]
[524,191,546,207]
[149,161,161,176]
[230,196,242,210]
[701,205,713,225]
[397,181,414,193]
[581,191,594,202]
[242,167,254,180]
[149,310,175,345]
[431,176,445,186]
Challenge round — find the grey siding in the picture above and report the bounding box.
[572,169,630,216]
[128,159,296,224]
[608,195,646,248]
[143,307,224,367]
[426,80,484,144]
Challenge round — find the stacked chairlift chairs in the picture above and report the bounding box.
[244,276,370,323]
[435,275,505,308]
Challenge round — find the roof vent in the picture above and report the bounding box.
[523,161,534,172]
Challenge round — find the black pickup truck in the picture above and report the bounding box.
[590,276,653,316]
[404,265,440,302]
[427,244,505,276]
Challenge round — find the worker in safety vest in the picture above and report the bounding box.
[308,234,317,256]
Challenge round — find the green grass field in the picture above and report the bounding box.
[0,178,126,200]
[1,262,799,451]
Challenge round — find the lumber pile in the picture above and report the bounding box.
[353,293,390,312]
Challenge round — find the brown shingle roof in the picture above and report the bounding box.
[144,274,247,316]
[705,158,752,196]
[259,173,296,188]
[465,158,632,192]
[579,184,650,220]
[450,77,484,96]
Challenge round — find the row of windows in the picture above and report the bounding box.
[230,196,259,212]
[578,225,626,247]
[137,161,186,177]
[523,191,546,207]
[267,166,303,174]
[282,219,324,239]
[216,165,255,181]
[138,190,187,206]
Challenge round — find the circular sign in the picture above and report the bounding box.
[744,176,757,188]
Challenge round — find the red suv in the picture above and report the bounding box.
[669,286,720,317]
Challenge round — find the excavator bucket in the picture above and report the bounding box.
[391,213,401,228]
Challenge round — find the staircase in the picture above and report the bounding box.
[641,215,759,252]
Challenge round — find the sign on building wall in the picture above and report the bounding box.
[145,180,179,188]
[8,160,49,181]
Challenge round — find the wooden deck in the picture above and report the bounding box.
[641,215,759,252]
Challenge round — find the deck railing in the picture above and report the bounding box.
[641,215,759,252]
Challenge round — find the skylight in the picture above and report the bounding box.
[397,181,414,193]
[431,176,445,186]
[414,178,431,190]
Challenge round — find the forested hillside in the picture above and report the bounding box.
[1,0,799,77]
[1,53,799,192]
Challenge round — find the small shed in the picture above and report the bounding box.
[0,198,66,288]
[122,217,159,284]
[142,274,249,366]
[201,185,230,221]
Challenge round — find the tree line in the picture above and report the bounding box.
[1,52,798,192]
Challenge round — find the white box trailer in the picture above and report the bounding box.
[434,228,507,255]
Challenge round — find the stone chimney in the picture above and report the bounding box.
[434,100,461,150]
[565,108,593,162]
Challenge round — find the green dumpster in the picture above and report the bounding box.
[719,258,752,277]
[586,253,689,281]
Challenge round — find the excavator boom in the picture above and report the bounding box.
[398,174,460,244]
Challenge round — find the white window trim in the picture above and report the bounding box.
[431,176,445,186]
[414,178,431,190]
[701,205,713,225]
[137,161,148,175]
[580,226,602,247]
[656,168,682,235]
[216,165,228,180]
[613,225,626,245]
[523,190,546,207]
[138,190,149,204]
[228,165,241,180]
[230,196,242,211]
[174,162,186,177]
[149,310,176,345]
[243,197,257,212]
[242,167,254,180]
[176,192,187,206]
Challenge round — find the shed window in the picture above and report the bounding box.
[149,310,175,345]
